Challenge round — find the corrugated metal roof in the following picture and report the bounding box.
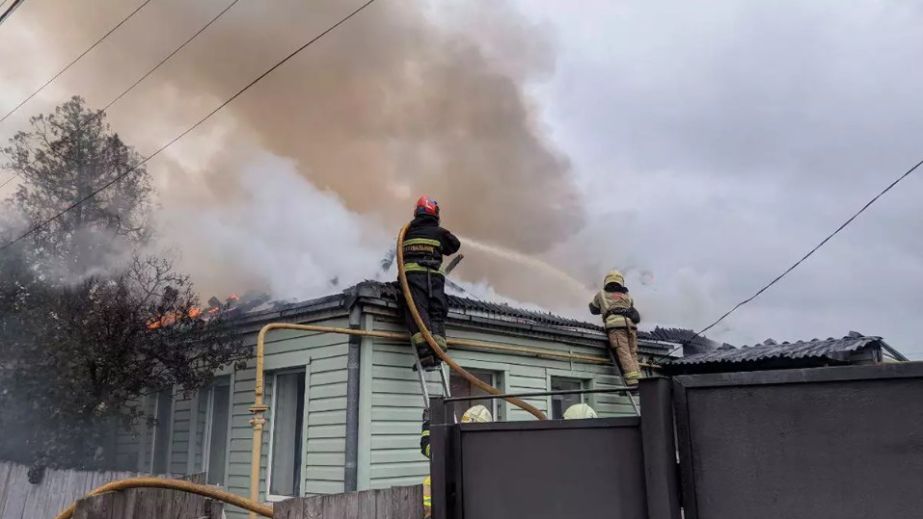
[669,333,886,366]
[231,280,691,352]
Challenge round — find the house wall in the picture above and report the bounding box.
[223,314,351,518]
[113,396,156,472]
[359,311,637,491]
[111,301,642,518]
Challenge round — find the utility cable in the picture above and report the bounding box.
[0,0,154,123]
[0,1,236,208]
[101,0,240,113]
[652,156,923,364]
[0,0,377,253]
[0,173,16,191]
[0,0,24,26]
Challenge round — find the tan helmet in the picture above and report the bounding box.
[461,404,493,423]
[604,270,625,287]
[563,403,598,420]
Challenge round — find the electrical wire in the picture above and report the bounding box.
[0,0,377,253]
[0,0,154,123]
[0,0,24,25]
[0,1,237,206]
[101,0,240,113]
[652,156,923,364]
[0,174,17,191]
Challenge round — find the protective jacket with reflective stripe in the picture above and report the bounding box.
[402,214,461,273]
[589,290,640,329]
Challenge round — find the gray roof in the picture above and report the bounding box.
[226,280,686,353]
[669,331,906,366]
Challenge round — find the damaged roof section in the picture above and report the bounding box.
[665,331,907,374]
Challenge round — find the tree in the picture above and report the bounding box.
[3,95,151,276]
[0,97,246,473]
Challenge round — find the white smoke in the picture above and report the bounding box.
[153,152,391,300]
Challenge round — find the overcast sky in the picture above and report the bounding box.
[1,1,921,358]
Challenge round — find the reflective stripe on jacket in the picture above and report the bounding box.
[590,290,638,329]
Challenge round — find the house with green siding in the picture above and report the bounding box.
[113,281,680,515]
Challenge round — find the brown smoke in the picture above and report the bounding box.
[3,0,588,307]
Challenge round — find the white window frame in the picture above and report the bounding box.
[549,376,590,420]
[201,376,232,486]
[451,368,502,421]
[265,369,307,502]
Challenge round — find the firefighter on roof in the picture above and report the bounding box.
[589,270,643,386]
[401,195,461,369]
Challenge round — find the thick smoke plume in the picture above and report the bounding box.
[1,0,590,308]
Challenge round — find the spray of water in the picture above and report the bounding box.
[459,236,591,299]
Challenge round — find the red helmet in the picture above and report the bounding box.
[415,195,440,218]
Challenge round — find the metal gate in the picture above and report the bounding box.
[430,362,923,519]
[673,362,923,519]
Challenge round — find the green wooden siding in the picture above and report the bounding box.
[367,316,451,489]
[108,302,640,518]
[170,389,192,475]
[113,396,155,471]
[223,316,351,519]
[363,314,636,490]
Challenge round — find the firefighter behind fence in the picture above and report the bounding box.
[589,270,642,386]
[420,405,493,517]
[400,195,461,369]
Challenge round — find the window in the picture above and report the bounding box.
[268,371,306,497]
[450,369,500,421]
[203,378,231,485]
[151,389,173,474]
[551,377,586,420]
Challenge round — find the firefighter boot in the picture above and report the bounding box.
[411,333,441,371]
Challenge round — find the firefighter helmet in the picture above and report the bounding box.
[415,195,440,218]
[461,405,493,423]
[563,403,598,420]
[604,270,625,287]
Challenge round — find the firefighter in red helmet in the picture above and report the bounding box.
[400,196,461,369]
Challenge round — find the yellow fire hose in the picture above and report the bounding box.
[52,477,273,519]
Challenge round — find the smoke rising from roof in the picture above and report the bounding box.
[1,0,597,309]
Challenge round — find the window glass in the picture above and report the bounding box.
[450,369,498,421]
[207,382,231,485]
[551,378,585,419]
[269,372,306,496]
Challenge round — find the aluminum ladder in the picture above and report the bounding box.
[604,345,640,415]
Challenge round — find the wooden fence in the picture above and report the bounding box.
[72,487,222,519]
[0,462,157,519]
[275,486,423,519]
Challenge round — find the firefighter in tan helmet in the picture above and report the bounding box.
[589,270,642,386]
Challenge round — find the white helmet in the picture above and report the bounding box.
[563,403,598,420]
[461,404,493,423]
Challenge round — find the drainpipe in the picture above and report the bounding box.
[344,303,362,491]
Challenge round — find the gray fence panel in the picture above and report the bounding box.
[458,418,647,519]
[674,363,923,519]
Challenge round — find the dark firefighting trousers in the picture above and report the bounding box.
[402,270,448,363]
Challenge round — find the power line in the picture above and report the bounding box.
[0,0,378,253]
[0,173,17,191]
[653,156,923,363]
[102,0,240,113]
[1,1,237,195]
[0,0,154,124]
[0,0,25,26]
